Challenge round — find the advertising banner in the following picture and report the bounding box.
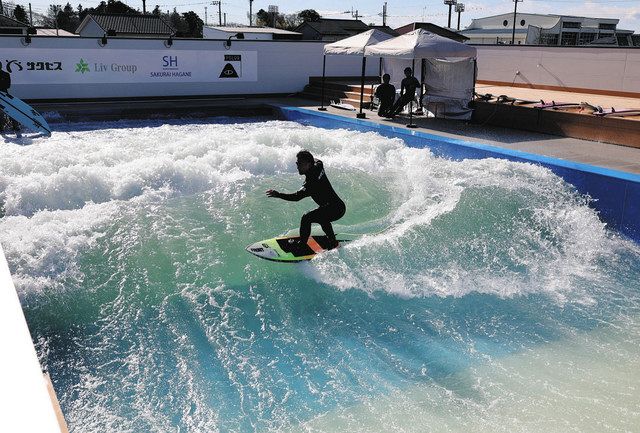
[0,49,258,84]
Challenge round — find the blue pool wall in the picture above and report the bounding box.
[276,106,640,244]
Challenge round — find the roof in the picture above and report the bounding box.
[324,29,395,55]
[35,28,77,36]
[0,15,29,28]
[461,28,529,35]
[470,12,618,23]
[205,26,301,35]
[395,22,468,42]
[77,14,175,35]
[365,29,476,59]
[369,25,399,37]
[294,18,370,37]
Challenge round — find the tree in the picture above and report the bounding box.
[281,13,301,30]
[12,5,29,24]
[55,3,80,33]
[79,0,140,21]
[255,8,270,27]
[181,11,203,38]
[298,9,319,23]
[168,8,181,33]
[152,5,161,15]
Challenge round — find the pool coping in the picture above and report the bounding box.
[275,105,640,244]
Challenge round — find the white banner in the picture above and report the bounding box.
[1,49,258,84]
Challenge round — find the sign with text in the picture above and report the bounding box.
[1,49,258,84]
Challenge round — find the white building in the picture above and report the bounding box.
[461,13,635,46]
[203,26,302,40]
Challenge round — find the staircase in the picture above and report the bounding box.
[299,76,381,108]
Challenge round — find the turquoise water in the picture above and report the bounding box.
[1,118,639,432]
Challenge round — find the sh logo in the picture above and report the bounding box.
[162,56,178,69]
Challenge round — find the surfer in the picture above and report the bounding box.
[387,67,421,118]
[266,150,346,250]
[0,67,21,137]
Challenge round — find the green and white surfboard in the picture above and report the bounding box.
[246,234,356,263]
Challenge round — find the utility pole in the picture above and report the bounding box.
[455,3,465,30]
[345,7,360,20]
[142,0,146,14]
[512,0,523,44]
[382,2,387,26]
[444,0,457,29]
[268,5,278,27]
[204,6,207,25]
[224,12,226,26]
[29,3,33,25]
[212,1,222,26]
[249,0,254,26]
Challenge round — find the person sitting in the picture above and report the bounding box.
[374,74,396,117]
[387,67,421,118]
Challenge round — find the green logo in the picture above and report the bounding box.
[75,58,89,73]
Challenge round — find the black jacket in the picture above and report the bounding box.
[279,160,344,207]
[375,83,396,102]
[401,76,420,97]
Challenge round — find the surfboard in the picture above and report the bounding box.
[0,91,51,136]
[246,234,355,263]
[330,100,356,111]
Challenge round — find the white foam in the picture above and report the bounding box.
[0,119,630,303]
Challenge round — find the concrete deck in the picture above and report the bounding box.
[291,98,640,175]
[475,83,640,112]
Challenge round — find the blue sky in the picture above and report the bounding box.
[20,0,640,31]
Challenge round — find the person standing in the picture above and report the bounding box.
[375,73,396,117]
[266,150,346,250]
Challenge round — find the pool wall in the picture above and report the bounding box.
[276,106,640,244]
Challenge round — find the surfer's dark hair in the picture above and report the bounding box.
[296,150,314,163]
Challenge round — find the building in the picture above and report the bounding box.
[460,13,635,46]
[35,28,77,37]
[0,14,30,35]
[203,26,302,40]
[395,22,468,43]
[294,18,370,41]
[369,25,399,37]
[76,14,175,38]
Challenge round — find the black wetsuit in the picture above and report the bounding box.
[277,160,346,244]
[375,83,396,117]
[390,75,421,116]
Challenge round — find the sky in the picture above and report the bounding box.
[16,0,640,32]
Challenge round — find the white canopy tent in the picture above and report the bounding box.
[319,29,394,117]
[364,29,478,124]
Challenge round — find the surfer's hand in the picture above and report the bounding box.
[266,189,280,198]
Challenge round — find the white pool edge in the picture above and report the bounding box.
[0,242,66,433]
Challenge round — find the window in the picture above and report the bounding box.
[562,21,581,29]
[617,35,629,46]
[560,32,578,45]
[520,19,526,26]
[599,23,616,30]
[578,32,596,45]
[539,33,558,45]
[503,20,508,27]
